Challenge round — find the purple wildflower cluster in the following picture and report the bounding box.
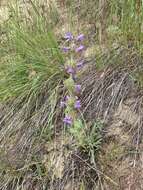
[61,32,86,126]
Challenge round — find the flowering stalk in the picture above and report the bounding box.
[61,32,86,126]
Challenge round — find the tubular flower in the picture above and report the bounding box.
[77,60,84,69]
[75,84,81,93]
[63,116,72,125]
[66,66,75,74]
[64,32,73,41]
[64,95,70,101]
[74,100,81,109]
[75,45,85,53]
[76,34,85,41]
[62,47,70,52]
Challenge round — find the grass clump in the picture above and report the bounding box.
[70,120,103,163]
[0,2,66,188]
[0,1,64,100]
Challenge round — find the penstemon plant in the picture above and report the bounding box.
[60,32,103,156]
[61,32,86,127]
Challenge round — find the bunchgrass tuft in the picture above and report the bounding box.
[0,1,64,100]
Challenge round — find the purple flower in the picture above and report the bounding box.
[63,116,72,125]
[75,84,81,93]
[64,95,70,101]
[64,32,73,41]
[77,60,84,69]
[62,47,70,52]
[66,66,75,74]
[60,100,66,108]
[76,34,85,41]
[74,100,81,109]
[75,45,85,53]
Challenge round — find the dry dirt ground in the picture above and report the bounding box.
[79,51,143,189]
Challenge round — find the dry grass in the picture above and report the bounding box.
[0,47,143,189]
